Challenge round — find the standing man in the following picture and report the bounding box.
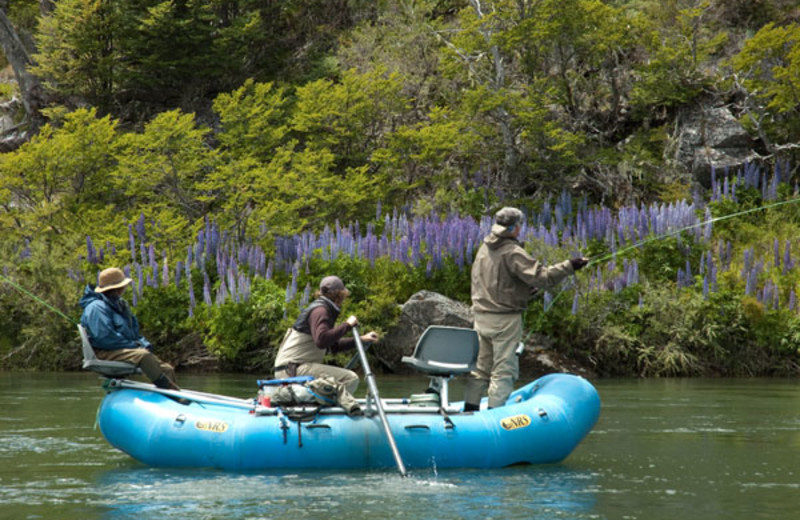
[464,207,588,411]
[80,267,179,390]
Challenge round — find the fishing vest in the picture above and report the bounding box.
[274,298,340,367]
[292,298,341,334]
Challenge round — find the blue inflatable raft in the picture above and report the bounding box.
[96,373,600,471]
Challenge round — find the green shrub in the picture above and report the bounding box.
[201,278,287,365]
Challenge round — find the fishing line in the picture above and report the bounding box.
[586,195,800,268]
[540,195,800,314]
[0,274,78,325]
[519,196,800,348]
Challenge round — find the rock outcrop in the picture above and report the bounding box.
[673,103,757,186]
[381,290,473,372]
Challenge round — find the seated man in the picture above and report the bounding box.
[274,275,378,394]
[79,267,179,390]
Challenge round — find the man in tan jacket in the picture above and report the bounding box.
[464,207,588,411]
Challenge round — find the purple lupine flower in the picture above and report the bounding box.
[135,213,146,243]
[760,281,771,308]
[185,250,192,281]
[216,280,228,305]
[783,240,793,275]
[228,266,238,303]
[162,255,169,287]
[241,274,251,302]
[86,235,97,264]
[710,167,718,200]
[789,290,796,311]
[135,263,144,297]
[741,248,751,278]
[195,230,204,269]
[571,293,579,315]
[128,225,136,263]
[744,268,753,296]
[139,239,147,267]
[203,271,212,306]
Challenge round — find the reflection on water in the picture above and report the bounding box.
[89,465,597,520]
[1,373,798,520]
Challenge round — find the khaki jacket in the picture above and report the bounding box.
[471,224,575,313]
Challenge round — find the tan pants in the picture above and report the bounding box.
[276,362,360,395]
[95,348,176,384]
[464,311,522,409]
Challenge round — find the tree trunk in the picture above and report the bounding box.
[0,8,46,132]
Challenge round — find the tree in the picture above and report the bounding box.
[291,67,409,172]
[30,0,120,114]
[732,22,800,160]
[0,5,45,131]
[630,2,728,116]
[0,108,118,242]
[114,109,216,240]
[205,75,389,236]
[212,79,291,162]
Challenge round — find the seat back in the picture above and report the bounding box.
[402,326,479,376]
[78,324,141,377]
[78,324,97,361]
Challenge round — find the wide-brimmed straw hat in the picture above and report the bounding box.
[95,267,133,293]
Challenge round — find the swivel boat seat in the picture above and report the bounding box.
[78,324,142,378]
[401,325,479,409]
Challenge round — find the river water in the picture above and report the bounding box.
[0,373,797,520]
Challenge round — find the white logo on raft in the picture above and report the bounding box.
[195,419,229,433]
[500,414,531,431]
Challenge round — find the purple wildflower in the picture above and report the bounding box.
[86,235,97,264]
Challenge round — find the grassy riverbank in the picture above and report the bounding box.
[2,166,800,377]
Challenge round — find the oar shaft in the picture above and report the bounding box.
[353,326,407,477]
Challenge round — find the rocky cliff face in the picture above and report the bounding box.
[672,101,758,186]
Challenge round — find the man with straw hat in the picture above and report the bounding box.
[79,267,179,390]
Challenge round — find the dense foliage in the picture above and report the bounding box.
[1,1,800,376]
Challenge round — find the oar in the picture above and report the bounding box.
[352,326,407,477]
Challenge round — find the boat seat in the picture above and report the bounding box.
[401,326,479,408]
[78,324,142,378]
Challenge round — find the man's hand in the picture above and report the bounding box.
[360,331,379,343]
[570,257,589,271]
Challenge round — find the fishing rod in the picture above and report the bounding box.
[0,273,78,325]
[518,195,800,348]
